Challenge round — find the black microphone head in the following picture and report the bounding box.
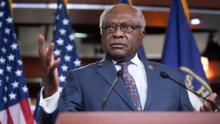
[117,70,123,77]
[160,71,169,79]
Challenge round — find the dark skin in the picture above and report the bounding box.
[38,3,216,112]
[38,35,60,97]
[101,4,144,62]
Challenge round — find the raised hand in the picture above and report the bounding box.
[38,34,61,98]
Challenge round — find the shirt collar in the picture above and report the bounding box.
[131,54,142,66]
[112,54,142,67]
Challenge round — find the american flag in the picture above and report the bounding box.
[53,0,81,88]
[34,0,81,122]
[0,0,35,124]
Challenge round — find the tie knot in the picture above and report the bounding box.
[117,61,131,69]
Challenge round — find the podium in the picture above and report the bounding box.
[56,112,220,124]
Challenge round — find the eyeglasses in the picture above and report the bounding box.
[101,23,143,34]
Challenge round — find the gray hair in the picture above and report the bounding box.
[99,4,146,31]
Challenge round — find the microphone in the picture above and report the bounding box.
[101,70,123,110]
[160,71,220,112]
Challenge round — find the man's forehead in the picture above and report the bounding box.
[103,14,137,24]
[103,6,138,22]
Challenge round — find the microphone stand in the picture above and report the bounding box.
[160,71,220,112]
[101,70,123,110]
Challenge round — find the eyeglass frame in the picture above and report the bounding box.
[100,23,144,34]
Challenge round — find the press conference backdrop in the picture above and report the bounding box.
[9,0,220,107]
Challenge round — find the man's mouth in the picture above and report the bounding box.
[109,43,126,49]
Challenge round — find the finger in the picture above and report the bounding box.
[38,34,46,57]
[52,58,61,85]
[50,58,61,71]
[47,57,61,76]
[45,42,55,66]
[200,101,211,112]
[47,58,61,84]
[50,50,56,64]
[200,106,205,112]
[200,104,209,112]
[48,42,55,58]
[205,100,215,112]
[208,93,217,102]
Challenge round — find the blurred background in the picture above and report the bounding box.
[11,0,220,107]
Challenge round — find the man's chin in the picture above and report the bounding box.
[107,51,129,61]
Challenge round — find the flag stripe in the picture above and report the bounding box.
[6,109,13,124]
[19,99,34,124]
[0,110,8,124]
[9,103,26,124]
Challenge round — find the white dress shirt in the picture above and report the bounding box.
[40,54,148,113]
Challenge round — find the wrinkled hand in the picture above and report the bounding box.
[38,34,61,98]
[200,93,218,112]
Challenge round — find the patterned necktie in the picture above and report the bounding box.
[119,61,142,111]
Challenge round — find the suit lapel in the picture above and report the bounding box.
[140,57,160,110]
[96,57,136,111]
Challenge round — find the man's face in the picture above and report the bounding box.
[101,5,144,61]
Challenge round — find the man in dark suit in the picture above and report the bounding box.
[38,3,216,124]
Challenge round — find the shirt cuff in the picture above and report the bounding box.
[187,90,203,111]
[39,87,61,113]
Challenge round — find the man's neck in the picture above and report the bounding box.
[111,53,139,63]
[108,53,137,62]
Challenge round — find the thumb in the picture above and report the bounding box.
[208,93,217,102]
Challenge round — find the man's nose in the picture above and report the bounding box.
[112,26,124,38]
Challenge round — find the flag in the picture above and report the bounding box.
[161,0,212,110]
[120,0,132,5]
[34,0,81,122]
[53,0,81,88]
[0,0,35,123]
[120,0,147,58]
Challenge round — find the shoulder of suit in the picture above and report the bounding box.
[69,59,103,73]
[147,60,178,73]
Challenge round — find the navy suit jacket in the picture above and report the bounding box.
[40,55,193,123]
